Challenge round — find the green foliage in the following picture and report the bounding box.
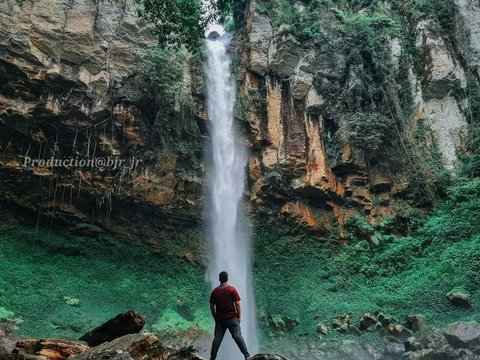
[136,46,188,104]
[0,223,210,339]
[270,0,300,29]
[247,87,268,117]
[215,0,248,25]
[136,46,204,176]
[254,178,480,343]
[255,1,274,15]
[131,0,247,50]
[337,6,403,113]
[412,0,457,33]
[259,0,327,42]
[342,112,396,153]
[134,0,206,51]
[0,307,23,325]
[457,74,480,179]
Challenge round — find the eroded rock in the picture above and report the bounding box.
[11,339,88,360]
[79,310,145,347]
[444,322,480,354]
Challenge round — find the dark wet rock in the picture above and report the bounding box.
[381,342,405,360]
[444,322,480,354]
[447,289,472,309]
[207,31,220,40]
[406,315,425,332]
[252,355,289,360]
[405,337,423,352]
[79,310,145,347]
[268,38,302,78]
[164,346,204,360]
[377,313,398,328]
[360,313,378,331]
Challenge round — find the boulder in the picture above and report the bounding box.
[316,324,328,335]
[336,342,381,360]
[291,70,314,99]
[252,356,289,360]
[268,38,302,78]
[79,310,145,347]
[381,324,413,340]
[207,31,220,40]
[381,342,405,360]
[11,339,88,360]
[377,313,397,328]
[444,322,480,354]
[261,314,299,334]
[404,349,434,360]
[405,337,423,352]
[431,344,479,360]
[406,315,425,332]
[332,313,352,333]
[359,313,378,331]
[447,288,472,308]
[70,333,204,360]
[415,327,450,351]
[164,346,204,360]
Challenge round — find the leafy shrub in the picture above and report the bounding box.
[458,75,480,179]
[342,112,396,153]
[136,46,188,104]
[414,0,457,33]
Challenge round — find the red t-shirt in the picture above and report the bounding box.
[209,285,241,320]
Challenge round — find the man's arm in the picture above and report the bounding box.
[235,301,241,320]
[210,303,216,319]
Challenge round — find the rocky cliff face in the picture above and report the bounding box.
[0,0,206,252]
[0,0,479,245]
[236,0,479,235]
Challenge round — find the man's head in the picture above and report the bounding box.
[219,271,228,283]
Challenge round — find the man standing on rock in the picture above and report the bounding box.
[209,271,251,360]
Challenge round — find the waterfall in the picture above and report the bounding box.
[206,35,259,358]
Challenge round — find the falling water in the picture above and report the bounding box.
[206,35,259,358]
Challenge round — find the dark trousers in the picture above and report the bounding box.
[210,318,250,360]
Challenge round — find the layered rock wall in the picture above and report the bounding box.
[0,0,206,247]
[237,0,477,234]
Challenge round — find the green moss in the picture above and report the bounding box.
[253,179,480,344]
[152,309,194,332]
[342,112,396,154]
[0,306,23,325]
[0,223,211,339]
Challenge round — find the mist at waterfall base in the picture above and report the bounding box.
[205,34,259,359]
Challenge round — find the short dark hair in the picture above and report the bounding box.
[219,271,228,283]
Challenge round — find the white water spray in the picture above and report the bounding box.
[206,36,259,358]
